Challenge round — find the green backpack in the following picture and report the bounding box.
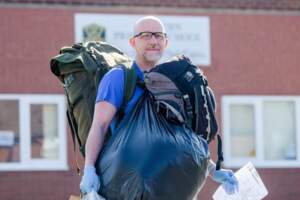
[50,41,137,157]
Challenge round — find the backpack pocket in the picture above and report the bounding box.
[64,71,96,150]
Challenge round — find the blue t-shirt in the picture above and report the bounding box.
[95,61,144,133]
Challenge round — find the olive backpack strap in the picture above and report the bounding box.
[118,61,137,120]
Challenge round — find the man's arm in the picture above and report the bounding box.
[85,101,117,167]
[80,101,117,193]
[80,67,125,194]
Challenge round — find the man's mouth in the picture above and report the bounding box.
[146,49,160,51]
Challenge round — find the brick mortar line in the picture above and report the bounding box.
[0,2,300,16]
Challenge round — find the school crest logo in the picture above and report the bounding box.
[82,24,106,42]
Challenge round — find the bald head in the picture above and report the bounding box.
[129,16,168,70]
[133,16,166,36]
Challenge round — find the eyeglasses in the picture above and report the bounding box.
[133,32,167,41]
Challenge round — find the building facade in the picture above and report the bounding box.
[0,1,300,199]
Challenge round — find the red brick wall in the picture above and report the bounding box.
[2,0,300,10]
[0,7,74,94]
[0,6,300,200]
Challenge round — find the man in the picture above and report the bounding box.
[80,16,238,196]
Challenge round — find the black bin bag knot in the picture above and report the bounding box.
[96,91,210,200]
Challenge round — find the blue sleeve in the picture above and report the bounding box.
[95,67,124,110]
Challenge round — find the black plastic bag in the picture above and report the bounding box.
[96,92,210,200]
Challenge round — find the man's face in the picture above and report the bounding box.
[130,19,168,65]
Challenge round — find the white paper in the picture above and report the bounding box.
[213,162,268,200]
[82,191,106,200]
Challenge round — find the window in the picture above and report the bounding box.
[222,96,300,168]
[0,94,67,171]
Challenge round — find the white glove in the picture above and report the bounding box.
[80,165,100,194]
[208,160,239,194]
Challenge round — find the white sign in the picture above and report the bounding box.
[213,162,268,200]
[74,14,211,66]
[0,131,15,147]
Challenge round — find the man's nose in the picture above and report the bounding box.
[149,35,159,43]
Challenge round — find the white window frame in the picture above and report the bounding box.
[0,94,68,171]
[222,95,300,168]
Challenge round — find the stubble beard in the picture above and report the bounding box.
[143,51,162,64]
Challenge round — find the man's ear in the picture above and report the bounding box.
[129,37,135,48]
[164,38,169,48]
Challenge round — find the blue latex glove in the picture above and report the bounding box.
[210,168,239,194]
[80,165,100,194]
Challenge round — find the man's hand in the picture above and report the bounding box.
[210,168,239,194]
[80,165,100,194]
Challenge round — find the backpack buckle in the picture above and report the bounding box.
[183,94,193,120]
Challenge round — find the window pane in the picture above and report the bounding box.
[30,104,59,159]
[263,101,296,160]
[0,100,20,162]
[230,104,256,158]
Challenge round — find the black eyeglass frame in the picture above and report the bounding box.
[133,31,167,39]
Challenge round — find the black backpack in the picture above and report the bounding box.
[144,55,223,169]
